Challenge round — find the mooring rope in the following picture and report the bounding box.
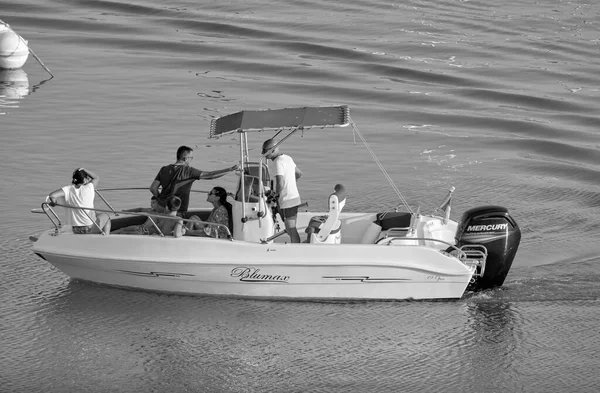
[349,118,413,213]
[28,46,54,78]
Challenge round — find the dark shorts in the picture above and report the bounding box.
[72,225,93,234]
[280,205,299,220]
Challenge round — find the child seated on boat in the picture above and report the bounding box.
[185,187,233,239]
[113,196,164,235]
[114,196,184,237]
[155,196,185,237]
[123,196,162,214]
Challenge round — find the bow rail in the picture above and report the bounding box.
[36,203,232,239]
[32,186,232,239]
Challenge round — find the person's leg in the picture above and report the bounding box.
[93,213,111,234]
[280,206,301,243]
[284,217,301,243]
[103,215,111,234]
[186,215,201,231]
[182,215,209,236]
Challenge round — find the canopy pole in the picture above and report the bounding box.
[239,130,247,230]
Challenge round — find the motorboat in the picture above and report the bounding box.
[31,105,521,300]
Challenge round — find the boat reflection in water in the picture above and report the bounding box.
[0,68,29,112]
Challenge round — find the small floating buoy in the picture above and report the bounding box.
[0,22,29,70]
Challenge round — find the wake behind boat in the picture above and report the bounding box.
[31,106,521,301]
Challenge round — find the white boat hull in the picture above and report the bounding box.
[33,222,474,300]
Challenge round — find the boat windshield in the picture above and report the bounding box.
[235,162,270,203]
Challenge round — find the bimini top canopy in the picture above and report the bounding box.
[209,105,350,138]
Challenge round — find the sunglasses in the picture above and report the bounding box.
[208,191,218,196]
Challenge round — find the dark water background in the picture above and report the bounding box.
[1,0,599,391]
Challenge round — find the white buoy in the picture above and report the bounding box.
[0,22,30,69]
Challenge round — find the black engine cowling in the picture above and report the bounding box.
[455,206,521,291]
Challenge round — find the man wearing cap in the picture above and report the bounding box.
[150,145,238,215]
[262,138,303,243]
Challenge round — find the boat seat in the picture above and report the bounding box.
[306,184,346,244]
[375,211,414,238]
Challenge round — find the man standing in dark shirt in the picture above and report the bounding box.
[150,145,238,214]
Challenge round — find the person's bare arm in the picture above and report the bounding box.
[81,168,100,187]
[150,180,160,198]
[199,164,239,180]
[48,188,65,206]
[173,220,184,238]
[274,175,284,196]
[295,167,303,180]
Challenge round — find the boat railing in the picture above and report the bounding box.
[35,199,232,240]
[92,187,209,214]
[458,244,487,278]
[97,187,232,238]
[38,202,161,236]
[381,226,413,238]
[376,235,488,273]
[376,236,457,249]
[38,202,112,235]
[121,188,232,238]
[94,189,120,215]
[40,202,62,231]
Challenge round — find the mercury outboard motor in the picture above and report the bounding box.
[455,206,521,291]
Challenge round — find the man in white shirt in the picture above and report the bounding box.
[48,168,111,234]
[262,139,303,243]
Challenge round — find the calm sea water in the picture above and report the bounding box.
[2,0,600,392]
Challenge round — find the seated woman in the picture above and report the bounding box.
[186,187,232,239]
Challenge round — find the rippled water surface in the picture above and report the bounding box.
[2,0,600,392]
